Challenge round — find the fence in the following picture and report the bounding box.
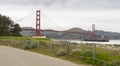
[0,39,120,66]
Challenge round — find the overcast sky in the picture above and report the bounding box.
[0,0,120,32]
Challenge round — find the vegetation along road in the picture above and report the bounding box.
[0,46,81,66]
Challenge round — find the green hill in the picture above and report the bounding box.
[65,28,85,32]
[21,27,120,40]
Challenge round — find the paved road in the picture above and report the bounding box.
[0,46,81,66]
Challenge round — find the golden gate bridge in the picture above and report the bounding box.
[18,10,108,42]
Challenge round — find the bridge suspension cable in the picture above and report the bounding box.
[41,10,65,30]
[15,11,36,23]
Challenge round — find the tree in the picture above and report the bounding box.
[11,24,21,36]
[0,14,21,36]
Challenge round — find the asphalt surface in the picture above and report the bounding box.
[0,46,81,66]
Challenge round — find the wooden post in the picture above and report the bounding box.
[37,41,40,48]
[66,41,69,54]
[50,43,53,51]
[93,44,96,60]
[81,39,83,44]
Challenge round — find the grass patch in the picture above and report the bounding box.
[0,36,28,40]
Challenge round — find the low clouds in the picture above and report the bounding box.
[1,0,120,32]
[0,0,120,9]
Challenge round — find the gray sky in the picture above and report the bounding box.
[0,0,120,32]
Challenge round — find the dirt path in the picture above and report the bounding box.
[0,46,81,66]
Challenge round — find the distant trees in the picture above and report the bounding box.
[0,14,21,36]
[11,24,21,36]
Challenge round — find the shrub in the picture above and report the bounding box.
[112,60,120,66]
[57,49,66,56]
[84,49,91,54]
[82,49,93,57]
[23,40,38,49]
[72,48,81,53]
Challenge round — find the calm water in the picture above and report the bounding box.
[54,39,120,44]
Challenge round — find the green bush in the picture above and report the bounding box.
[72,48,81,54]
[57,49,66,56]
[23,40,38,49]
[112,60,120,66]
[84,49,91,54]
[83,49,93,57]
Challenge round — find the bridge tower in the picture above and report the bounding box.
[92,24,95,34]
[32,10,46,38]
[92,24,96,39]
[36,10,41,36]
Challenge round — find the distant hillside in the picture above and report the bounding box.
[96,30,120,39]
[20,27,35,36]
[66,28,85,32]
[21,27,120,40]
